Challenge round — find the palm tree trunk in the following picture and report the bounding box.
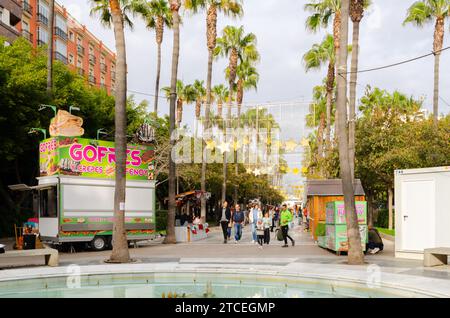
[388,187,393,230]
[432,17,444,127]
[349,20,360,179]
[154,42,162,114]
[325,62,335,155]
[335,0,363,265]
[47,0,55,96]
[333,12,341,141]
[201,69,213,219]
[108,0,130,263]
[164,0,181,244]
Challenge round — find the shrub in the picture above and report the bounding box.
[156,210,168,232]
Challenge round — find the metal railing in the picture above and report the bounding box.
[22,29,33,42]
[37,39,46,46]
[88,75,96,84]
[54,27,68,41]
[37,13,48,26]
[77,44,85,55]
[77,68,85,76]
[55,52,68,64]
[100,63,107,73]
[23,1,33,15]
[89,54,96,65]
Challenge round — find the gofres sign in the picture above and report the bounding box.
[39,137,155,181]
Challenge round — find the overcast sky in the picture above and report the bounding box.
[60,0,450,195]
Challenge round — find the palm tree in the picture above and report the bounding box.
[334,0,364,265]
[90,0,146,263]
[348,0,370,179]
[193,80,207,120]
[162,80,196,125]
[305,0,342,135]
[404,0,450,127]
[142,0,172,115]
[215,25,258,202]
[184,0,243,221]
[303,34,336,154]
[212,84,229,117]
[165,0,181,244]
[47,0,55,96]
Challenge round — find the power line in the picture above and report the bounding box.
[343,46,450,75]
[440,96,450,108]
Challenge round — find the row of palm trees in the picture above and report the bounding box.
[302,0,449,265]
[88,0,260,261]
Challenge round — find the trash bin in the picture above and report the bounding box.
[23,234,36,250]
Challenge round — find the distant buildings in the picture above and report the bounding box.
[0,0,116,95]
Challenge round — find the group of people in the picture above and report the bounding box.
[218,201,297,248]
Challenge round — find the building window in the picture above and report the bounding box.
[69,31,74,42]
[69,54,74,65]
[55,15,68,40]
[38,27,49,45]
[38,1,49,25]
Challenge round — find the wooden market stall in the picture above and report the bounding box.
[305,179,365,241]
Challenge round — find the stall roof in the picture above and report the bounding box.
[305,179,365,196]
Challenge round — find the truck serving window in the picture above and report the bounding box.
[40,187,57,218]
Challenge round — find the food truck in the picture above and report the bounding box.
[12,136,156,251]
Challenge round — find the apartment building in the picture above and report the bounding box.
[0,0,22,42]
[1,0,116,95]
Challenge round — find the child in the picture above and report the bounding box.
[263,211,272,245]
[256,211,265,249]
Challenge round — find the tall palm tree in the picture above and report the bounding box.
[348,0,370,179]
[214,25,258,203]
[227,58,259,116]
[164,0,181,244]
[226,58,259,202]
[47,0,55,96]
[303,34,336,154]
[334,0,364,265]
[90,0,146,262]
[305,0,342,135]
[184,0,243,221]
[142,0,172,115]
[404,0,450,127]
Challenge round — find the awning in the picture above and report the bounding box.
[8,183,57,191]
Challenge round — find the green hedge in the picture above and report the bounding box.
[156,210,168,232]
[315,222,326,237]
[375,208,394,229]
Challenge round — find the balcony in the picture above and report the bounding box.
[88,75,96,84]
[37,39,47,46]
[89,54,96,65]
[23,1,33,16]
[100,63,107,73]
[22,29,33,42]
[37,13,48,26]
[77,68,85,76]
[77,44,85,56]
[54,52,68,65]
[54,27,67,41]
[111,70,116,79]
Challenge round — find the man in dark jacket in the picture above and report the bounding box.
[219,201,231,244]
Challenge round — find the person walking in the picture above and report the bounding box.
[280,204,295,247]
[271,207,279,232]
[249,203,260,244]
[233,204,245,243]
[256,210,265,249]
[219,201,231,244]
[263,211,272,245]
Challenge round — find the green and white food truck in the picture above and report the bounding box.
[14,136,156,250]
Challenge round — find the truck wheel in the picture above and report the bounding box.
[91,236,107,251]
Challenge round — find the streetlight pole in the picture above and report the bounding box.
[97,128,108,140]
[69,105,80,114]
[29,128,47,140]
[39,104,57,117]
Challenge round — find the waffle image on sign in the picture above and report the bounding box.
[141,149,155,164]
[49,110,84,137]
